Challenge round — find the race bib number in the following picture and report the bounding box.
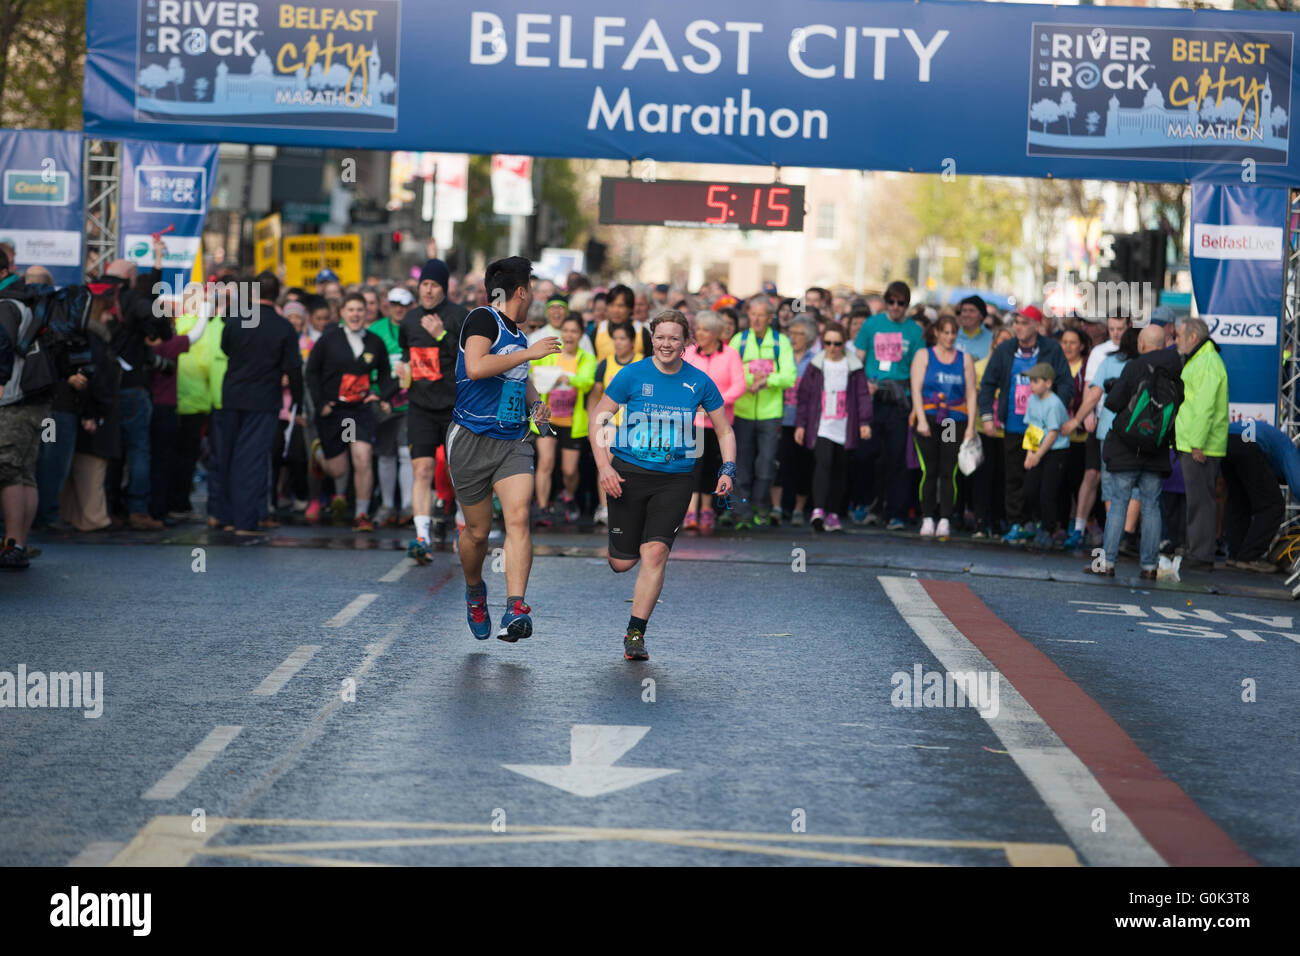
[629,417,677,463]
[338,373,369,404]
[409,346,442,382]
[1013,382,1031,417]
[496,379,527,424]
[749,359,775,378]
[822,390,847,420]
[1022,424,1044,452]
[874,332,903,364]
[548,385,577,420]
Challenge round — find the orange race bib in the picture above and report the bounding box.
[339,373,370,404]
[409,346,442,382]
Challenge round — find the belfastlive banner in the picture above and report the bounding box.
[118,139,220,297]
[0,130,84,286]
[1190,184,1287,426]
[84,1,1298,186]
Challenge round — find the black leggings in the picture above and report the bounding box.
[812,437,848,513]
[778,424,813,511]
[1024,448,1068,532]
[913,415,961,520]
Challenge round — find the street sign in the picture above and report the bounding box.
[283,234,362,290]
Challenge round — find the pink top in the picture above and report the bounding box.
[684,343,745,428]
[150,335,191,406]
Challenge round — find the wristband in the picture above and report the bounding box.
[718,461,737,479]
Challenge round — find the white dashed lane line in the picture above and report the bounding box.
[142,726,243,801]
[379,558,415,582]
[252,645,322,696]
[323,593,379,628]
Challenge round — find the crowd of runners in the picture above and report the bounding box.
[4,244,1299,654]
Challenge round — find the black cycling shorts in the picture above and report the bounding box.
[607,456,695,560]
[407,405,452,460]
[318,403,375,459]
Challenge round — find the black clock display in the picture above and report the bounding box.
[599,178,805,231]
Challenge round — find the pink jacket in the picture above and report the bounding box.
[685,343,746,427]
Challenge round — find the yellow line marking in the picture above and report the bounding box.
[114,816,1078,866]
[109,815,225,867]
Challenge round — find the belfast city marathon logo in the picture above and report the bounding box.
[135,1,399,131]
[1027,23,1291,164]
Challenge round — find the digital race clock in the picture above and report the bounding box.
[598,178,805,231]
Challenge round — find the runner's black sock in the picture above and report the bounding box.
[628,616,648,636]
[467,581,485,598]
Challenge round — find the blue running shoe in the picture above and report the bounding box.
[886,518,906,531]
[408,537,432,565]
[466,584,491,640]
[1002,523,1024,544]
[1062,527,1084,552]
[498,598,533,643]
[1032,529,1054,550]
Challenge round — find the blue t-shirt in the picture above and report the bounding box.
[604,358,724,474]
[955,325,993,361]
[1091,352,1129,442]
[1025,391,1070,451]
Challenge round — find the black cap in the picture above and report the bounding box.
[959,295,987,318]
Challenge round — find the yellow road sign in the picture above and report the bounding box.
[283,234,361,290]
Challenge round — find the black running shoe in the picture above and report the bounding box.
[623,628,649,661]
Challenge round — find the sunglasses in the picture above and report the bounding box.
[823,339,844,346]
[885,298,906,306]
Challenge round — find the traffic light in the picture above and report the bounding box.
[391,230,403,251]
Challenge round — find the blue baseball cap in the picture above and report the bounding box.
[315,268,340,284]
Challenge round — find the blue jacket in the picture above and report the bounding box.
[977,334,1073,429]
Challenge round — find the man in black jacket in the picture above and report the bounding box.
[403,258,467,558]
[305,291,398,532]
[1090,324,1184,578]
[978,311,1073,542]
[214,272,303,535]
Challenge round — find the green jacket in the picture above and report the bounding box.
[1174,337,1228,457]
[175,312,211,415]
[368,317,408,412]
[729,328,795,421]
[207,314,229,412]
[532,349,597,436]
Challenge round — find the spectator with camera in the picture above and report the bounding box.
[100,237,168,529]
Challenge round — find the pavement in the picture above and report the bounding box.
[2,516,1296,867]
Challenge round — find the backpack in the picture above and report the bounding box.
[1116,361,1179,453]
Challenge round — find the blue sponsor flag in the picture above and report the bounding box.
[1189,184,1286,424]
[0,129,84,286]
[118,139,218,297]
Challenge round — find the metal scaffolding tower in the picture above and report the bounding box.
[82,139,120,279]
[1278,189,1300,532]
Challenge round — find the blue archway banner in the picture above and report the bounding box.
[85,1,1297,186]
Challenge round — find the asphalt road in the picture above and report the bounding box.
[2,520,1296,867]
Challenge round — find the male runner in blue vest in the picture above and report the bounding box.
[447,256,560,642]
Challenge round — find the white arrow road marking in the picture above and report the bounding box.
[503,725,679,797]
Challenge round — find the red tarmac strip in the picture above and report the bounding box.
[923,579,1256,867]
